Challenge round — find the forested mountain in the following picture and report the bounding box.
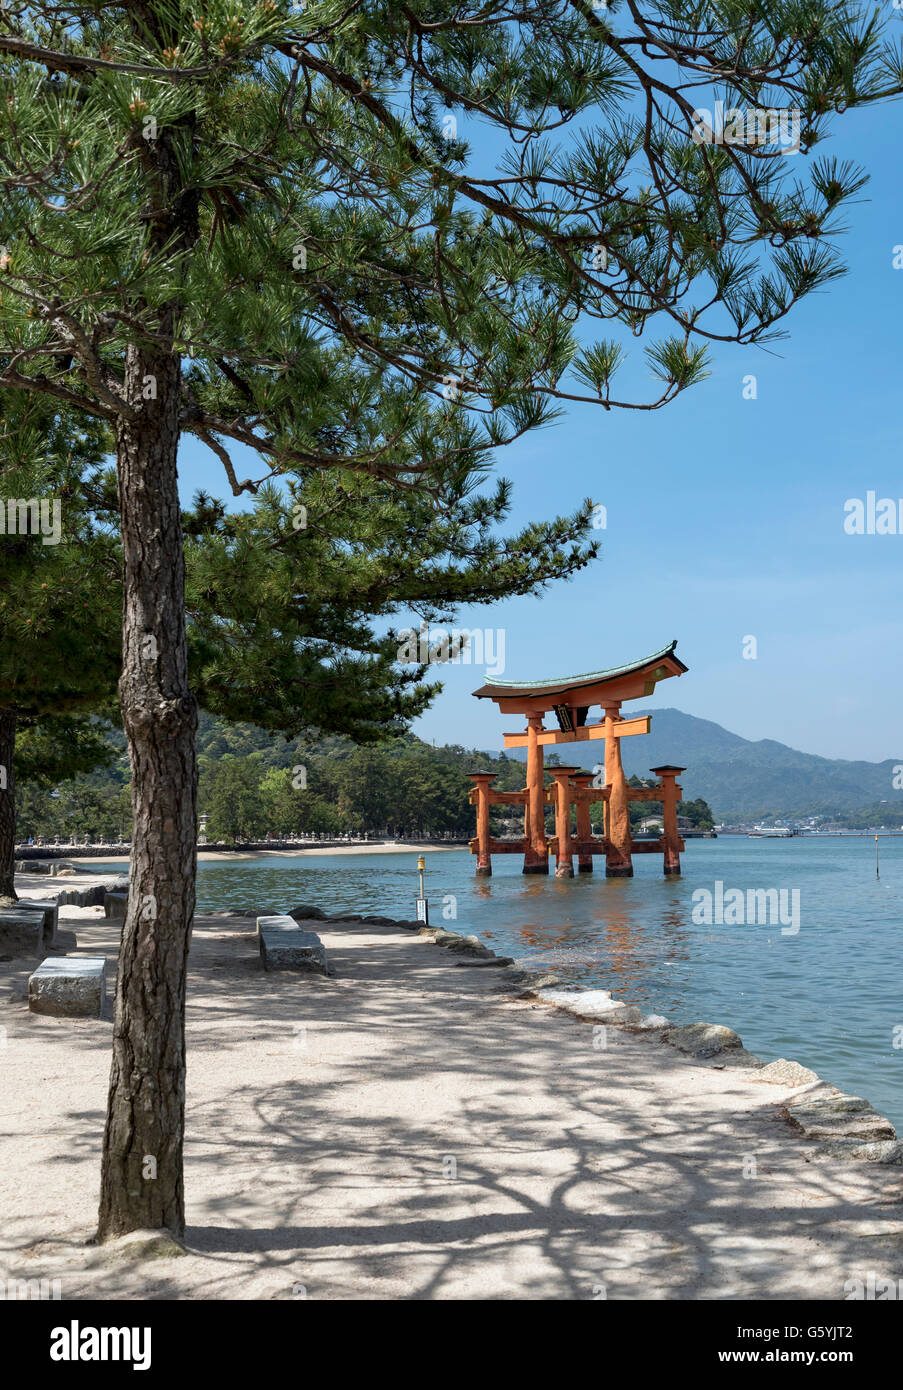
[16,716,524,842]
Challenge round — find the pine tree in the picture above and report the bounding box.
[0,395,121,898]
[0,0,898,1240]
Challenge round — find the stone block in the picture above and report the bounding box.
[662,1022,744,1058]
[444,934,493,957]
[103,892,128,919]
[538,987,643,1024]
[28,956,106,1017]
[16,899,59,946]
[256,913,300,937]
[814,1139,903,1164]
[259,925,328,973]
[514,972,561,992]
[0,908,46,957]
[454,955,515,968]
[753,1058,821,1088]
[781,1091,896,1143]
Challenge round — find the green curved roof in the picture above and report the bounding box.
[472,640,686,699]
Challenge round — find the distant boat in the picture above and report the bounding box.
[747,825,795,838]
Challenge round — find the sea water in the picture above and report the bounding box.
[90,837,903,1130]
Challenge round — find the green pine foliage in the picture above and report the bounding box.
[0,393,121,768]
[184,475,597,741]
[1,3,898,488]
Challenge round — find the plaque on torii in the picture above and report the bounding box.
[469,641,688,878]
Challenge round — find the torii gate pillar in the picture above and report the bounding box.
[469,772,495,876]
[572,771,595,872]
[604,704,633,877]
[550,766,578,877]
[523,714,548,873]
[653,764,686,876]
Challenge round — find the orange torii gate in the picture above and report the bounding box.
[469,641,688,878]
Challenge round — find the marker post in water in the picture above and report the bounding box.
[876,835,880,879]
[416,855,429,925]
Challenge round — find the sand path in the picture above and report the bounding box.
[1,885,901,1300]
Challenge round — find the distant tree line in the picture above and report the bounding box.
[15,719,714,843]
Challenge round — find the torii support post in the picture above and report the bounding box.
[468,773,495,876]
[604,705,633,877]
[550,767,578,878]
[572,771,596,872]
[652,765,685,876]
[523,714,548,873]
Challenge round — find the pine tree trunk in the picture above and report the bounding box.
[0,709,18,903]
[97,339,198,1241]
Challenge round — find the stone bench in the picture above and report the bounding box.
[0,907,47,958]
[257,915,328,974]
[16,899,59,947]
[28,956,106,1017]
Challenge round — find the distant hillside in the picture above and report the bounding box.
[503,708,903,822]
[18,708,903,837]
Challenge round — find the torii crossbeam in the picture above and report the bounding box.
[469,641,689,878]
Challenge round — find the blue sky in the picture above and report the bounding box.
[175,95,903,764]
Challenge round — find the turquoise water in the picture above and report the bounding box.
[91,838,903,1130]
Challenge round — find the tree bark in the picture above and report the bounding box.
[97,338,198,1241]
[0,709,18,902]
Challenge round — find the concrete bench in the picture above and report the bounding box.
[0,907,47,958]
[257,915,328,974]
[28,956,106,1017]
[16,899,59,946]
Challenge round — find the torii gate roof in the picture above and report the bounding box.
[472,640,687,715]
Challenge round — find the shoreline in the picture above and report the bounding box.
[17,841,464,865]
[14,861,900,1136]
[2,888,900,1298]
[81,843,461,864]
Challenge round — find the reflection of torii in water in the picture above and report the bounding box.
[469,641,688,880]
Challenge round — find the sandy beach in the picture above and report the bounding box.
[57,843,461,866]
[2,872,902,1300]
